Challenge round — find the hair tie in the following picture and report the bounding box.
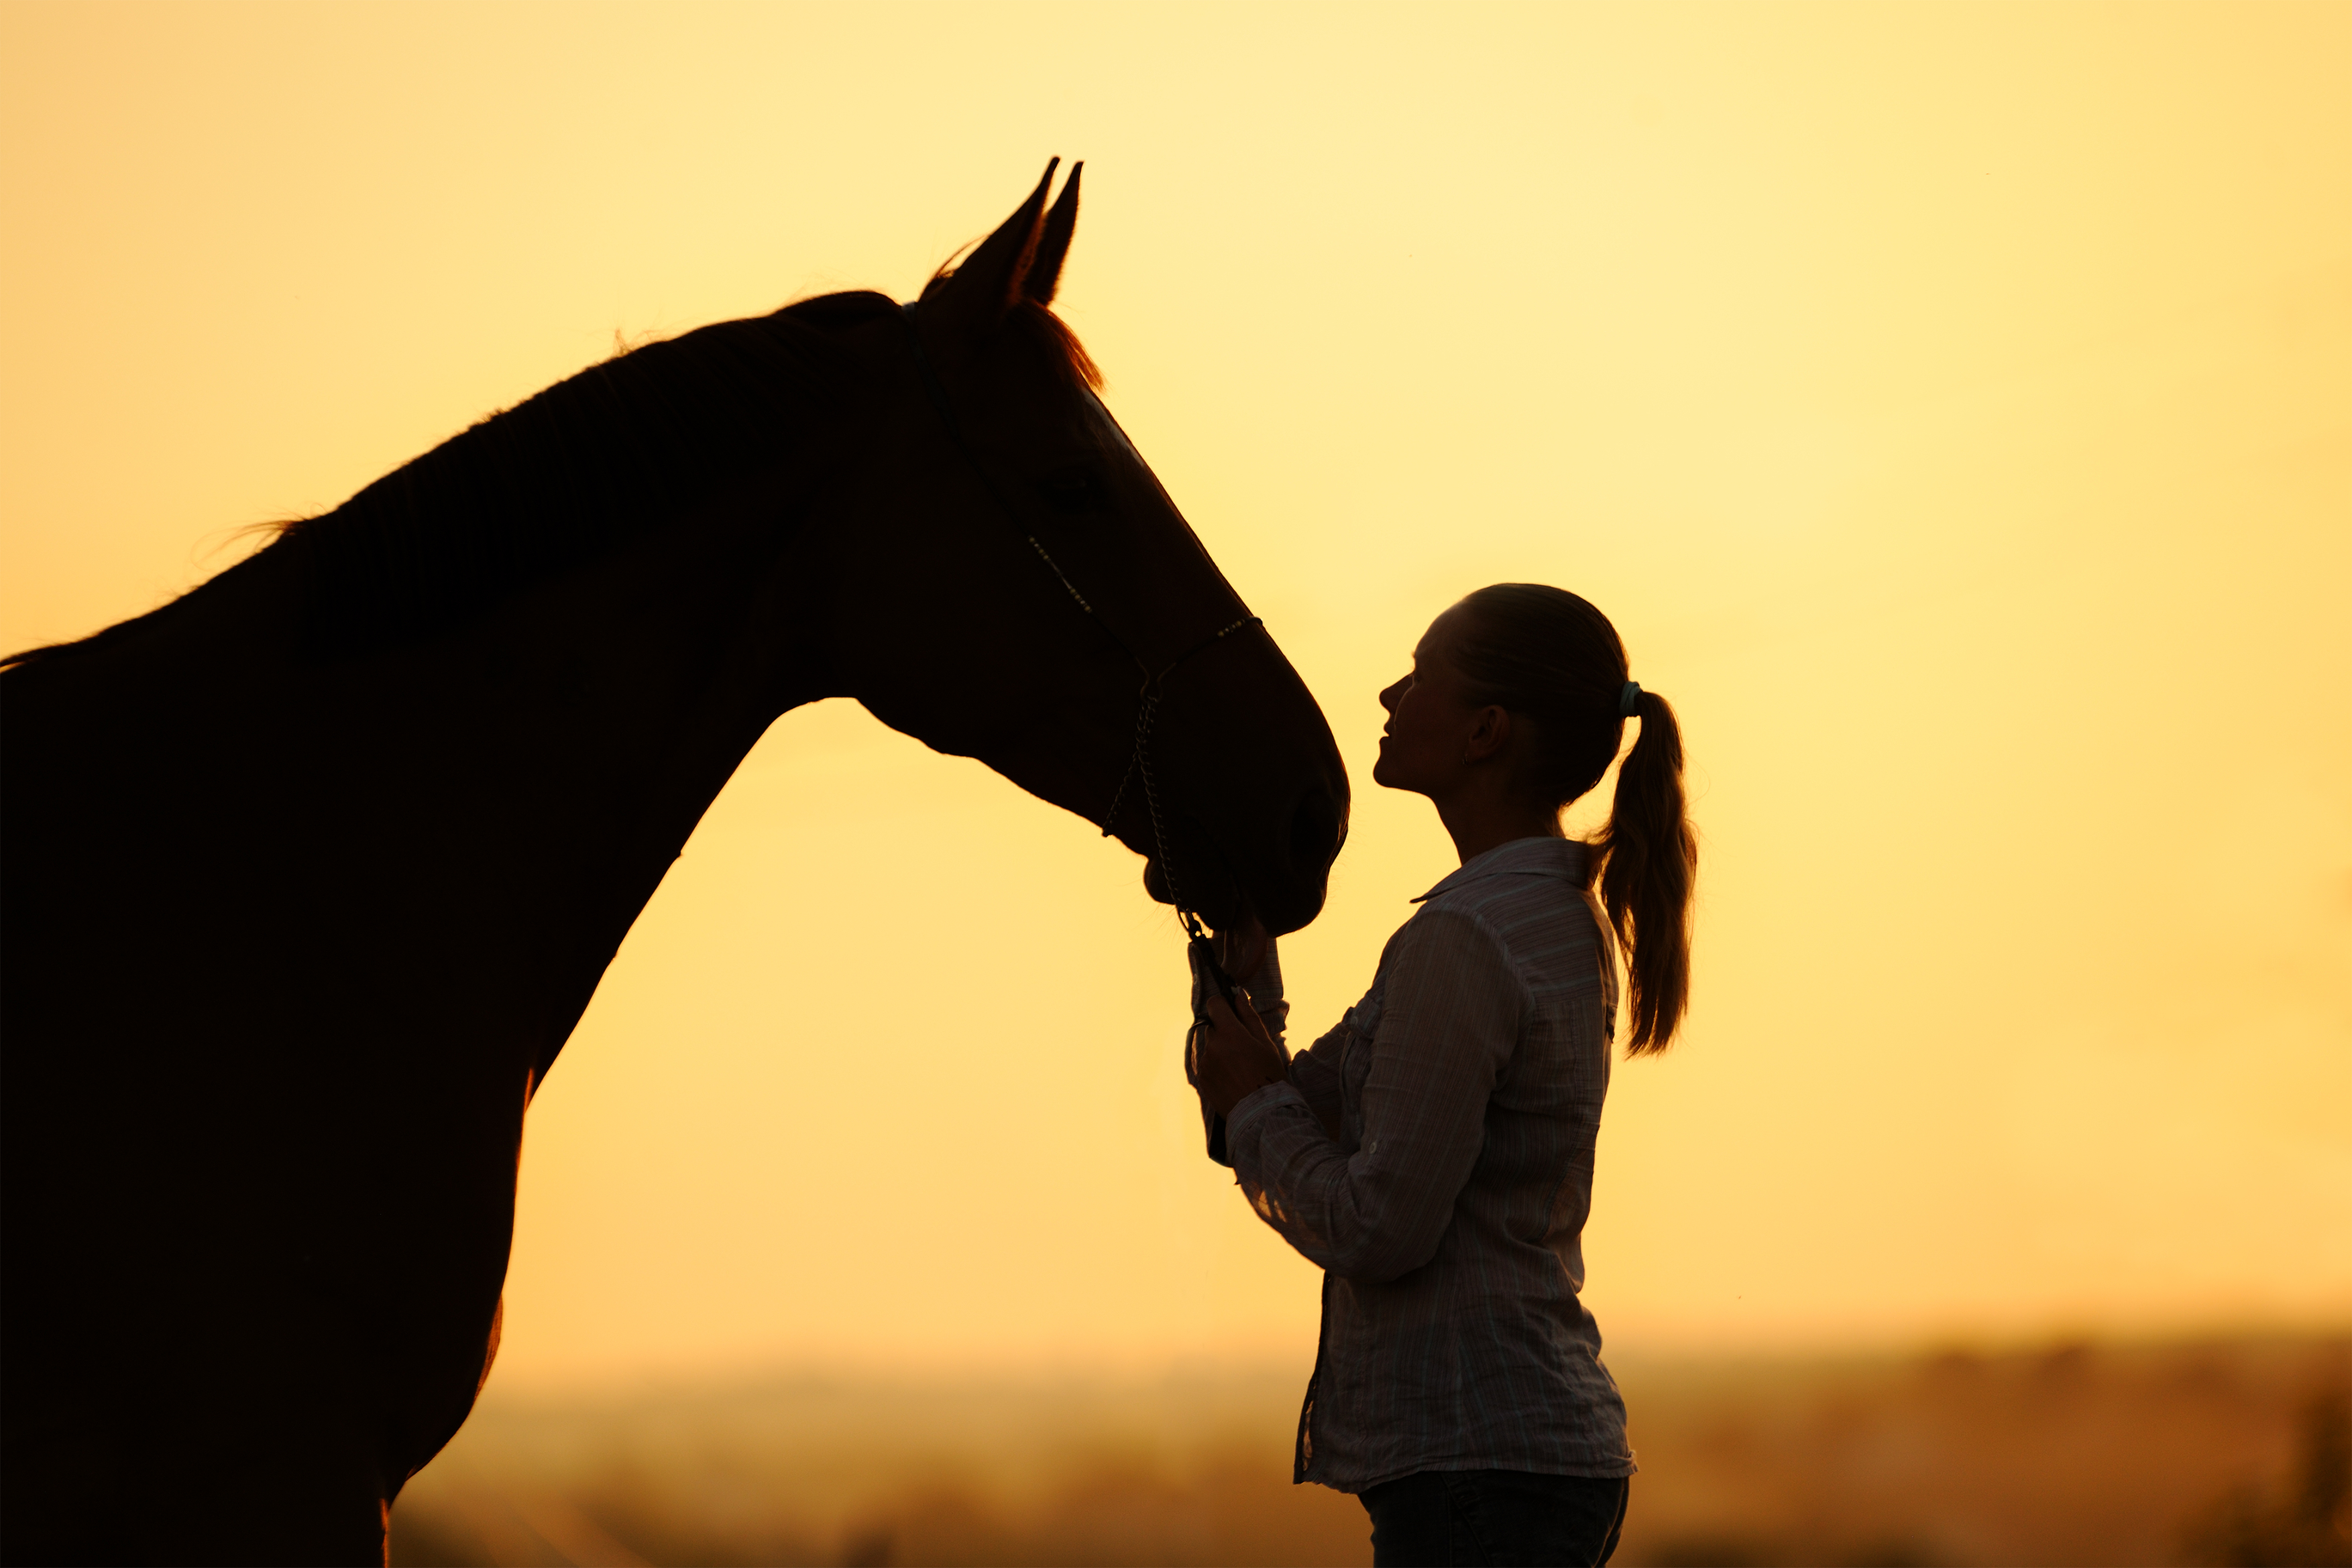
[1618,680,1642,717]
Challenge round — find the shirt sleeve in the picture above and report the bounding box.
[1225,907,1525,1284]
[1286,1022,1347,1138]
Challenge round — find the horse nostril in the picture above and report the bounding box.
[1289,789,1341,873]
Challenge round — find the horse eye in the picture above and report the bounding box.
[1036,466,1110,516]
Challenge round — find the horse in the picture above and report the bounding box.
[0,162,1348,1565]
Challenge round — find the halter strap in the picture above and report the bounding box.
[898,303,1100,619]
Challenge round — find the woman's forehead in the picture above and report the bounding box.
[1416,602,1475,659]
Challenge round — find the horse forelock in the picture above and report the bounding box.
[918,262,1103,392]
[1013,303,1104,393]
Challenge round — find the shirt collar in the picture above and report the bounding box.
[1410,835,1591,903]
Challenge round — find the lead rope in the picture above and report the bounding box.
[1097,614,1260,875]
[1132,617,1260,945]
[1128,680,1203,941]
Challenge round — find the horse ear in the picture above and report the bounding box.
[1023,162,1081,305]
[926,160,1057,333]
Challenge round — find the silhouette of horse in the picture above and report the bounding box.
[0,164,1347,1565]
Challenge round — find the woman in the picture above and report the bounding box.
[1189,583,1695,1568]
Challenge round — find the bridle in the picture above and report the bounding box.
[896,301,1259,948]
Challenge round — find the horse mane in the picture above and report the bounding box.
[3,279,1108,670]
[284,288,906,658]
[1,290,903,668]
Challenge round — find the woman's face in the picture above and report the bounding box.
[1374,605,1481,796]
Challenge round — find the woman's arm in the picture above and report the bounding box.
[1286,1026,1348,1144]
[1213,908,1524,1283]
[1192,996,1347,1145]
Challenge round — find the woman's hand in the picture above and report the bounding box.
[1214,916,1271,991]
[1188,991,1290,1117]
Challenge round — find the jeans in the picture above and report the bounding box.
[1359,1469,1628,1567]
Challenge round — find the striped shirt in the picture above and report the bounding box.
[1224,836,1635,1492]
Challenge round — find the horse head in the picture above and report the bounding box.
[816,164,1347,935]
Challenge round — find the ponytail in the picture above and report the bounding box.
[1594,688,1694,1054]
[1451,583,1697,1054]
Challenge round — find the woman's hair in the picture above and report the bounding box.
[1451,583,1695,1054]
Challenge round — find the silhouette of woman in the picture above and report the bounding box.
[1188,583,1696,1568]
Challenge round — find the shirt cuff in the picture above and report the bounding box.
[1225,1079,1307,1146]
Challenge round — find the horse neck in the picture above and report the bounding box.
[21,484,830,1083]
[351,494,830,1047]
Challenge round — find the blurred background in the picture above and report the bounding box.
[3,2,2345,1562]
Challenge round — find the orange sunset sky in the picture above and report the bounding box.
[3,1,2346,1392]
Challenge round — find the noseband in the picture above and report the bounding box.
[897,302,1259,943]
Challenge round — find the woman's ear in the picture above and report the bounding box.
[1463,705,1513,763]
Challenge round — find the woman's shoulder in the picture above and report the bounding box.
[1408,851,1604,997]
